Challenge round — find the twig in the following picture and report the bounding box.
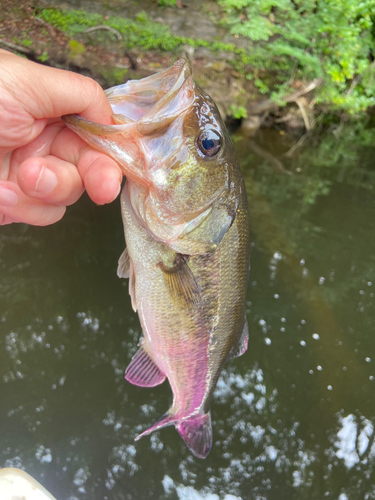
[288,59,299,85]
[283,133,309,158]
[248,78,324,115]
[348,60,375,95]
[35,17,50,26]
[0,39,32,55]
[332,121,344,139]
[125,50,138,70]
[84,25,122,40]
[295,97,311,131]
[248,140,293,175]
[274,111,296,124]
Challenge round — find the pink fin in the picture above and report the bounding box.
[135,411,212,459]
[135,412,178,441]
[125,346,166,387]
[176,412,212,459]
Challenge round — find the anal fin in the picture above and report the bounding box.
[135,410,212,459]
[135,412,178,441]
[125,345,166,387]
[228,318,249,360]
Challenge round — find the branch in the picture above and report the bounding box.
[283,133,309,158]
[84,25,123,40]
[295,97,311,131]
[0,39,33,55]
[347,61,375,95]
[35,17,50,26]
[248,140,293,175]
[248,78,324,115]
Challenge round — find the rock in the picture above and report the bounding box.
[240,116,261,137]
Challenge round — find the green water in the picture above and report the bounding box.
[1,127,375,500]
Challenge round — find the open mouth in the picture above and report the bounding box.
[105,58,194,124]
[62,58,194,137]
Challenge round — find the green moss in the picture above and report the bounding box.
[21,39,33,47]
[157,0,177,6]
[39,8,239,56]
[68,39,86,56]
[100,67,129,86]
[38,9,102,33]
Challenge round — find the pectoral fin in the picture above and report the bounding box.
[117,248,130,279]
[158,254,201,309]
[228,318,249,360]
[125,345,166,387]
[117,248,137,311]
[170,202,235,256]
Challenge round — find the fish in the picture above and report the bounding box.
[62,59,250,459]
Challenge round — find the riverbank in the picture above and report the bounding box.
[1,0,374,134]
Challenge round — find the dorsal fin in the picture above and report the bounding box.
[125,345,166,387]
[158,254,201,310]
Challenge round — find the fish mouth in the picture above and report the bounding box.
[62,58,195,138]
[105,58,193,126]
[61,59,195,185]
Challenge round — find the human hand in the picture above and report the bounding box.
[0,49,122,225]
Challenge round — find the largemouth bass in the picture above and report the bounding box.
[63,59,250,459]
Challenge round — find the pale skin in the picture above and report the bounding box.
[0,49,123,226]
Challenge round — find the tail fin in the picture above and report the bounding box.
[176,412,212,459]
[135,411,212,459]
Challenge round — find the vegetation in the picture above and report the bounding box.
[229,104,248,119]
[38,8,238,54]
[218,0,375,114]
[157,0,177,6]
[38,0,375,116]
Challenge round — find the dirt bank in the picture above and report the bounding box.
[0,0,321,133]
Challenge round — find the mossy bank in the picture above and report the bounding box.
[1,0,375,130]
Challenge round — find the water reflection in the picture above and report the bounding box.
[1,127,375,499]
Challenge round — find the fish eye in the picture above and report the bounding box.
[196,129,222,158]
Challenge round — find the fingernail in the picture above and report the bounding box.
[0,186,18,206]
[34,166,58,194]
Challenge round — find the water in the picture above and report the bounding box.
[1,126,375,500]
